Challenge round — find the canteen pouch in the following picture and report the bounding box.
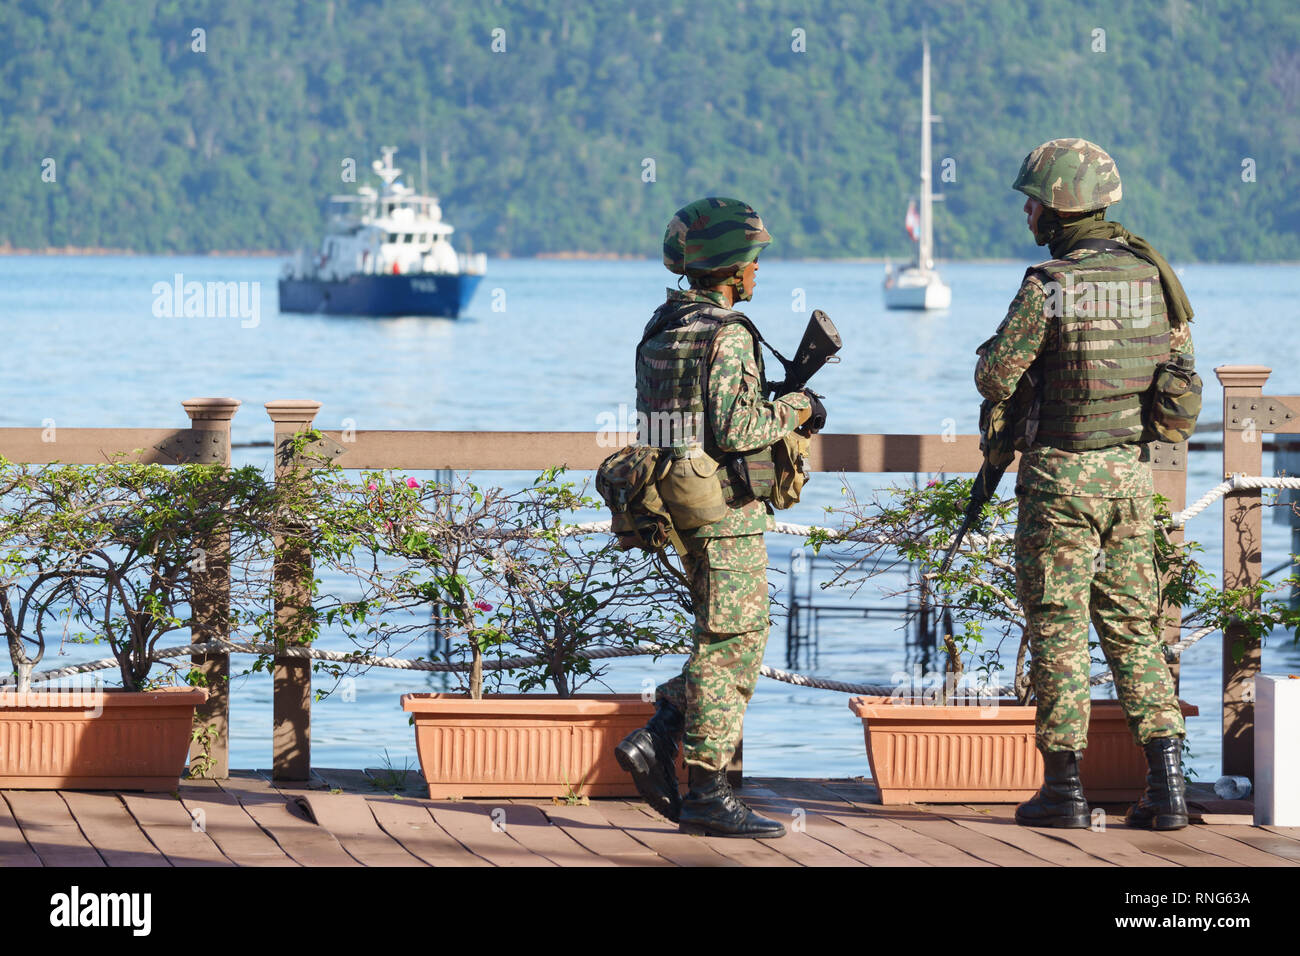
[768,431,811,510]
[658,452,729,530]
[596,444,675,552]
[1143,354,1202,444]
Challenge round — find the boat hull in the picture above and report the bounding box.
[278,273,483,318]
[883,269,952,310]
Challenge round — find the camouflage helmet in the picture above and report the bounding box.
[1012,138,1123,213]
[663,197,771,280]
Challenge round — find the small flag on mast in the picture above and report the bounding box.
[904,200,920,241]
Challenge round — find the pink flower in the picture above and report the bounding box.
[474,600,492,612]
[405,477,420,489]
[926,479,939,488]
[367,482,378,491]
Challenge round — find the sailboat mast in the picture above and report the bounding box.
[919,35,933,271]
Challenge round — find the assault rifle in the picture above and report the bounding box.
[936,372,1036,576]
[936,449,1008,576]
[766,309,843,399]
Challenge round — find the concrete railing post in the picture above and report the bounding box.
[1215,365,1271,778]
[182,397,241,779]
[265,400,322,782]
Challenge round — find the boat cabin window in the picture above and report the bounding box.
[385,233,398,243]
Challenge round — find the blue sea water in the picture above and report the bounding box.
[2,254,1298,781]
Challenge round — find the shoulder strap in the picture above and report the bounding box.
[639,301,700,347]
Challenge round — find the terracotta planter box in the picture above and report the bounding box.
[401,693,689,799]
[848,696,1199,805]
[0,686,207,791]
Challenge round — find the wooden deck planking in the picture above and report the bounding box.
[590,801,743,867]
[539,803,675,867]
[1205,826,1300,863]
[864,805,1056,867]
[946,806,1118,868]
[972,805,1179,867]
[290,792,427,867]
[424,802,558,867]
[948,805,1115,867]
[215,774,359,867]
[1261,825,1300,843]
[1118,826,1246,867]
[1156,823,1299,867]
[58,792,171,867]
[624,802,803,867]
[739,786,916,866]
[492,802,618,866]
[2,790,104,867]
[769,779,988,866]
[366,796,493,867]
[117,792,234,867]
[0,791,42,867]
[4,774,1299,867]
[174,788,298,867]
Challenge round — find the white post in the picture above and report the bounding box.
[1254,675,1300,825]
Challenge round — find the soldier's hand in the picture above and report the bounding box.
[798,389,827,435]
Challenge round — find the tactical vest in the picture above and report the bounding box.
[634,301,770,505]
[1029,245,1171,452]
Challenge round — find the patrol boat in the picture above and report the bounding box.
[279,147,486,317]
[883,37,952,311]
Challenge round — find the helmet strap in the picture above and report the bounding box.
[728,270,750,303]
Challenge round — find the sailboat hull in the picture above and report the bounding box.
[883,269,951,310]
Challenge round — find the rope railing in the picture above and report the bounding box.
[2,476,1283,697]
[1167,475,1300,529]
[0,618,1222,695]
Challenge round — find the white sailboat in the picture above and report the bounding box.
[883,36,951,311]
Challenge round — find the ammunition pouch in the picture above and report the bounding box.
[716,433,810,512]
[1142,356,1202,444]
[723,446,776,504]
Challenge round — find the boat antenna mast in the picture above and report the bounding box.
[373,146,402,190]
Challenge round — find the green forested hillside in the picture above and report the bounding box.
[2,0,1297,260]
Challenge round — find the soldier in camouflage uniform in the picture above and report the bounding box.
[614,197,820,838]
[976,140,1196,830]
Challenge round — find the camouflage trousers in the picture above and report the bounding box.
[656,533,769,772]
[1015,491,1185,752]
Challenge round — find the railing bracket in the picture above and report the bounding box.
[154,429,227,464]
[1226,397,1297,430]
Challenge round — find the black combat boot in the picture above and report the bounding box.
[614,699,685,822]
[1126,737,1189,830]
[1015,750,1090,829]
[678,766,787,838]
